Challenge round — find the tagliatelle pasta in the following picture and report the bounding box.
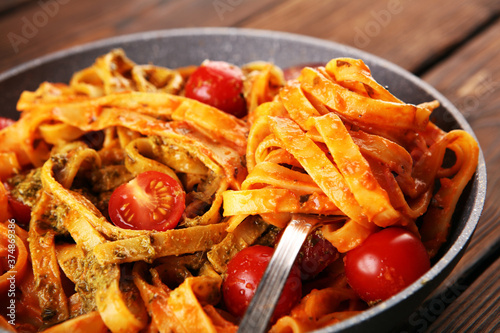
[224,59,478,254]
[0,50,478,333]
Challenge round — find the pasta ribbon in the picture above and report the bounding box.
[133,262,230,333]
[223,57,477,263]
[0,48,288,332]
[325,58,401,102]
[420,130,479,257]
[299,66,430,131]
[308,113,400,227]
[93,223,228,265]
[41,312,107,333]
[270,264,364,332]
[0,222,28,295]
[0,50,479,333]
[28,193,70,325]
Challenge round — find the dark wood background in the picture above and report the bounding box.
[1,1,499,332]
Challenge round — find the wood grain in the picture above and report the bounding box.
[2,0,500,73]
[428,256,500,333]
[0,0,31,12]
[238,0,500,72]
[0,0,286,73]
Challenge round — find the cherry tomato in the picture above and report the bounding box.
[184,60,247,118]
[108,171,185,231]
[223,245,302,322]
[296,229,339,280]
[344,227,430,303]
[0,117,15,130]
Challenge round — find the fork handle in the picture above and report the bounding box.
[237,216,313,333]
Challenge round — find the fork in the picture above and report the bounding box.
[237,214,345,333]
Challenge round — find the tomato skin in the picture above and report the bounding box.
[223,245,302,322]
[344,227,430,303]
[108,171,185,231]
[0,117,15,130]
[184,60,247,118]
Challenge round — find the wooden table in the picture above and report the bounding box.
[1,1,499,332]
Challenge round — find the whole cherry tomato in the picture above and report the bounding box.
[344,227,430,303]
[108,171,185,231]
[0,117,15,130]
[223,245,302,322]
[184,60,247,118]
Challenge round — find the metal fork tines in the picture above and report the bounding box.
[237,214,345,333]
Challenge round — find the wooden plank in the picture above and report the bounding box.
[396,252,500,332]
[0,0,32,12]
[424,20,500,124]
[428,255,500,332]
[238,0,500,72]
[2,0,500,74]
[0,0,286,73]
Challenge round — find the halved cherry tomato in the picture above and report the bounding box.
[108,171,185,231]
[344,227,430,303]
[222,245,302,322]
[0,117,15,130]
[184,60,247,118]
